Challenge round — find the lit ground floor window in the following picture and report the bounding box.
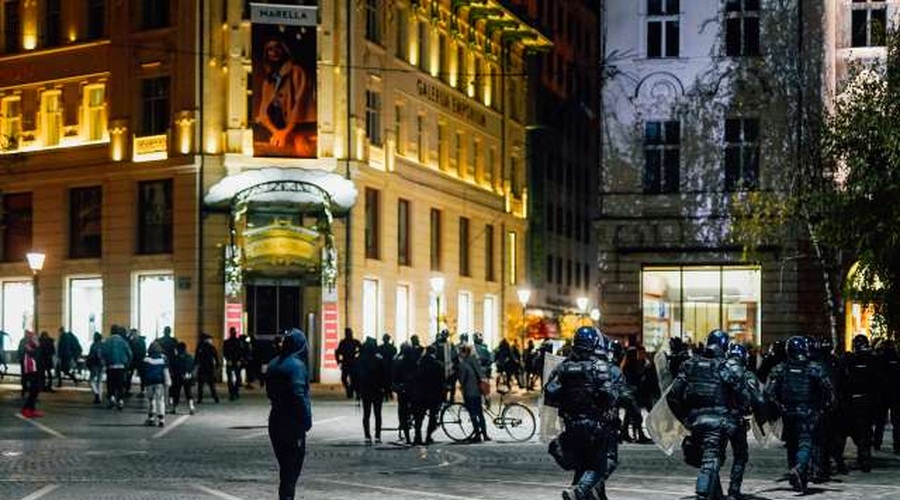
[134,272,174,340]
[1,279,33,350]
[642,265,761,351]
[67,276,103,348]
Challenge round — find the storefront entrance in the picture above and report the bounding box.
[246,280,302,339]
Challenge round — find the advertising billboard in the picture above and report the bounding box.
[251,4,317,158]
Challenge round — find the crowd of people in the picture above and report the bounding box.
[11,324,273,425]
[542,325,900,500]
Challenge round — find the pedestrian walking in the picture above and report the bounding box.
[392,342,418,444]
[56,326,82,387]
[170,341,196,414]
[142,341,171,427]
[86,332,105,405]
[224,327,244,400]
[0,329,10,380]
[20,330,43,418]
[38,331,55,392]
[355,337,386,444]
[724,343,766,499]
[127,328,147,398]
[195,333,221,404]
[102,325,133,411]
[266,329,312,500]
[378,333,397,401]
[839,334,881,472]
[457,344,489,442]
[335,328,361,399]
[412,345,444,445]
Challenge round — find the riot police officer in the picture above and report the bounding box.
[765,336,835,493]
[810,336,846,477]
[874,338,899,454]
[667,329,743,500]
[545,326,622,500]
[840,334,881,472]
[724,343,766,500]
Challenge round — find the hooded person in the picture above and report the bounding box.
[267,329,312,500]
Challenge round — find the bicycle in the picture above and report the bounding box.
[440,386,536,442]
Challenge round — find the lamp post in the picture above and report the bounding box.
[516,287,531,347]
[429,276,445,339]
[589,308,601,326]
[26,252,45,335]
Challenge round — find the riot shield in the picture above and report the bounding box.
[750,417,783,449]
[654,350,672,392]
[539,353,566,443]
[645,384,688,456]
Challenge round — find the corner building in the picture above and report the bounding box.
[0,0,547,382]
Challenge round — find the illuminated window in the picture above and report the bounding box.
[69,186,102,259]
[458,291,474,334]
[472,139,481,181]
[455,131,464,175]
[2,192,31,262]
[86,0,105,40]
[4,0,20,54]
[395,284,411,343]
[438,122,448,169]
[1,96,21,149]
[394,104,405,155]
[365,0,382,44]
[67,277,103,349]
[395,6,408,60]
[851,1,886,47]
[418,21,428,72]
[43,0,61,47]
[365,89,382,146]
[483,295,498,348]
[134,273,174,340]
[40,90,62,147]
[137,179,173,254]
[439,35,449,82]
[459,217,470,277]
[83,84,107,141]
[644,120,680,194]
[365,188,381,260]
[1,280,33,350]
[398,198,411,266]
[362,278,381,338]
[473,56,483,101]
[507,231,518,285]
[485,224,495,281]
[724,117,759,191]
[456,44,466,90]
[486,147,495,185]
[140,77,170,135]
[725,0,760,56]
[416,114,426,163]
[647,0,680,58]
[430,208,442,271]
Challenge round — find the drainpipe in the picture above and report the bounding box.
[344,0,353,331]
[196,0,206,342]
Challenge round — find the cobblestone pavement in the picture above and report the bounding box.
[2,382,899,499]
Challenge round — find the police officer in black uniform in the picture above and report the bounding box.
[546,326,622,500]
[724,343,766,500]
[765,336,835,493]
[667,329,743,500]
[810,336,846,478]
[874,338,900,454]
[840,334,881,472]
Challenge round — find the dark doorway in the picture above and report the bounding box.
[246,281,302,339]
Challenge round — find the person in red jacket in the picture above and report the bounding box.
[21,330,43,418]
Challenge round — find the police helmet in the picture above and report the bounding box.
[594,333,612,357]
[706,329,730,357]
[573,326,599,353]
[786,336,809,362]
[727,343,749,365]
[438,329,450,342]
[816,337,834,355]
[772,339,786,357]
[459,333,470,344]
[473,332,484,343]
[852,334,870,352]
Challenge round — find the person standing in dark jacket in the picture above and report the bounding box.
[20,330,43,418]
[127,328,147,398]
[86,332,105,405]
[413,345,444,445]
[224,327,244,400]
[195,334,221,404]
[38,331,55,392]
[355,337,386,444]
[267,329,312,500]
[839,334,881,472]
[335,328,361,399]
[102,326,133,410]
[56,327,82,387]
[171,342,196,415]
[392,342,418,444]
[725,343,766,499]
[457,344,489,442]
[378,334,397,401]
[874,338,900,453]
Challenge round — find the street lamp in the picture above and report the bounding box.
[576,296,590,317]
[26,252,45,335]
[590,308,601,323]
[429,276,445,338]
[517,287,531,346]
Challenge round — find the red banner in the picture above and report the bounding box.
[322,302,339,369]
[225,302,243,337]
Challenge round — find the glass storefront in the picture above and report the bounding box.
[2,280,33,351]
[68,277,103,349]
[135,273,174,340]
[642,265,761,351]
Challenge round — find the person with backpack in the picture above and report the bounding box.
[85,332,105,405]
[171,342,196,415]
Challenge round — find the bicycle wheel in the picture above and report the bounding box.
[441,402,474,442]
[500,402,536,442]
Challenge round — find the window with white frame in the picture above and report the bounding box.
[365,89,382,147]
[458,291,474,335]
[647,0,680,58]
[40,90,62,147]
[851,0,887,48]
[724,117,760,191]
[483,295,498,348]
[394,103,405,155]
[1,96,21,149]
[67,276,103,349]
[725,0,760,57]
[395,284,411,344]
[365,0,382,44]
[134,273,174,340]
[363,278,380,339]
[83,84,107,141]
[1,280,33,351]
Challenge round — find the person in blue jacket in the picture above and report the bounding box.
[267,328,312,500]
